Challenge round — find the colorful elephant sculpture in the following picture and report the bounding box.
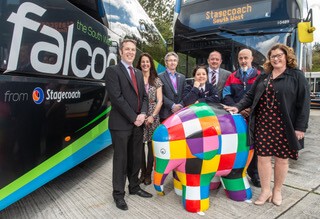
[152,102,253,213]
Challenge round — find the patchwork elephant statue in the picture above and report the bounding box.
[152,102,253,213]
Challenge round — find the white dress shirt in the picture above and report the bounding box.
[208,68,219,85]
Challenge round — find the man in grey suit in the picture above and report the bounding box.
[105,39,152,211]
[207,51,231,101]
[159,52,186,121]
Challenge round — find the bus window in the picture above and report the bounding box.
[316,79,320,92]
[67,0,106,25]
[173,0,313,75]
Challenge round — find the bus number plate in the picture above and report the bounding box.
[277,20,290,25]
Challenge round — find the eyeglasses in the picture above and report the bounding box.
[166,59,178,62]
[270,53,284,60]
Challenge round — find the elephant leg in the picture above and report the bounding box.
[173,170,182,196]
[210,175,221,190]
[220,168,252,201]
[181,183,211,213]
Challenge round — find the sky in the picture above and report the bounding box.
[308,0,319,43]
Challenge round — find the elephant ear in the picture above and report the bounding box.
[186,127,219,160]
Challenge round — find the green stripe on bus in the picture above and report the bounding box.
[76,106,111,132]
[0,108,110,200]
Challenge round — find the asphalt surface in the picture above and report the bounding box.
[0,110,319,219]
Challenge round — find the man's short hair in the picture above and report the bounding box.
[165,52,179,62]
[120,39,137,50]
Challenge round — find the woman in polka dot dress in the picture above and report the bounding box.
[224,44,310,207]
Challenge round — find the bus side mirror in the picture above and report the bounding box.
[298,21,315,43]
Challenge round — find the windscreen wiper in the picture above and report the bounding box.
[218,26,292,36]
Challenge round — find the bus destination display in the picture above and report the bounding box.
[188,0,272,29]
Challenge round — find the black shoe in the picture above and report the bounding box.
[114,199,128,210]
[250,177,261,188]
[139,175,145,184]
[129,189,153,198]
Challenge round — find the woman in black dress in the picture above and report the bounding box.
[224,44,310,206]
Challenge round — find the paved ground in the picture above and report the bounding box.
[1,110,320,219]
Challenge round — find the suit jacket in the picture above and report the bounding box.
[105,62,148,130]
[182,83,219,106]
[158,71,186,119]
[208,68,231,100]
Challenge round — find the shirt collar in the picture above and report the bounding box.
[240,67,253,76]
[166,69,176,77]
[123,60,134,68]
[199,85,206,90]
[209,68,219,74]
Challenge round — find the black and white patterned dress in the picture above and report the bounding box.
[143,77,163,142]
[254,76,298,160]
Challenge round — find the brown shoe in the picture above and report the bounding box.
[144,176,151,185]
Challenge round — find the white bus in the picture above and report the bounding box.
[305,72,320,108]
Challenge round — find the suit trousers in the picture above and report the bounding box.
[141,141,154,176]
[111,126,143,200]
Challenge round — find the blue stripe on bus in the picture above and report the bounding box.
[174,0,181,13]
[0,130,112,211]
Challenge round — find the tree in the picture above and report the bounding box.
[312,42,320,71]
[138,0,174,40]
[138,0,197,73]
[137,0,174,65]
[138,0,195,75]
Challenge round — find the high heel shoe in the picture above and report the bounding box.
[272,198,282,206]
[272,193,282,206]
[254,193,272,205]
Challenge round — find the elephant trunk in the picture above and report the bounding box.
[152,124,181,196]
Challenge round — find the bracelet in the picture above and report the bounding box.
[152,114,157,118]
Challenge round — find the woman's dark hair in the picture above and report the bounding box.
[136,53,158,86]
[192,64,208,77]
[263,44,297,73]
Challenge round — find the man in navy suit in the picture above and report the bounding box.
[159,52,186,122]
[105,39,152,211]
[207,51,231,101]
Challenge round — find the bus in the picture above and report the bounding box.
[305,71,320,108]
[0,0,166,210]
[173,0,315,77]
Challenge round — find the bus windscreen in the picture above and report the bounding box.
[177,0,301,33]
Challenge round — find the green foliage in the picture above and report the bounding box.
[141,42,167,66]
[312,43,320,71]
[138,0,175,66]
[138,0,174,40]
[138,0,197,77]
[313,42,320,53]
[176,53,196,77]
